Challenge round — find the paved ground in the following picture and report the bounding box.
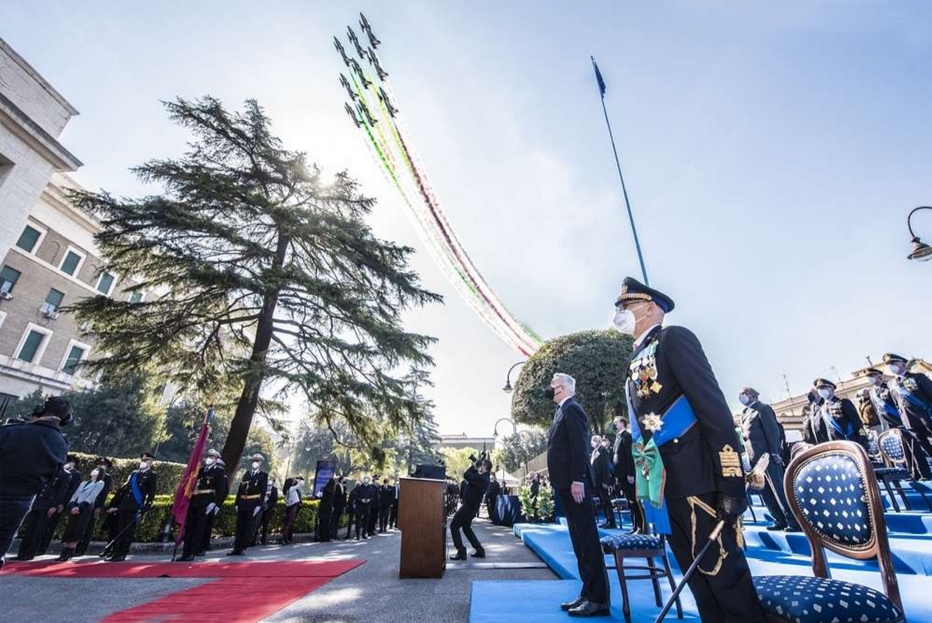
[0,517,556,622]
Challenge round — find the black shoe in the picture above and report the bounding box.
[178,555,195,562]
[226,550,244,556]
[597,522,610,529]
[784,526,802,533]
[195,551,206,557]
[568,600,610,617]
[110,555,126,562]
[561,596,586,611]
[13,555,33,561]
[766,524,788,531]
[449,551,467,561]
[471,549,485,558]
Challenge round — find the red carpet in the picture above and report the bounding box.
[4,560,365,622]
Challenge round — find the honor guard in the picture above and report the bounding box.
[179,448,228,561]
[884,354,932,480]
[811,379,867,448]
[229,453,268,556]
[614,277,764,622]
[108,452,158,561]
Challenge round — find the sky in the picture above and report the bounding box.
[5,1,932,438]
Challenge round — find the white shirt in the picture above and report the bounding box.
[286,486,301,506]
[633,323,662,351]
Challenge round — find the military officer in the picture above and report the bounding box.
[179,449,228,561]
[614,277,764,622]
[812,379,867,448]
[229,453,268,556]
[108,452,158,561]
[884,354,932,480]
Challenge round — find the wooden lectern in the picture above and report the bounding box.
[398,477,447,578]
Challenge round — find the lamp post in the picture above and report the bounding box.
[502,360,527,392]
[906,206,932,262]
[493,418,535,486]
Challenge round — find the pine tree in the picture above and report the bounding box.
[67,97,441,472]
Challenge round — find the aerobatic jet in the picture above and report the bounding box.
[345,103,361,128]
[356,100,377,126]
[340,73,357,101]
[360,13,381,48]
[348,58,371,88]
[347,26,368,61]
[333,37,349,66]
[367,48,388,80]
[378,86,397,117]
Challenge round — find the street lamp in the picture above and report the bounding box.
[502,360,527,392]
[907,206,932,262]
[493,417,535,484]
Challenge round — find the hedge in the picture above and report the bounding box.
[29,496,344,544]
[70,451,187,496]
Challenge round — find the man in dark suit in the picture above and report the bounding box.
[612,416,644,533]
[589,435,617,529]
[739,388,799,532]
[378,477,393,533]
[388,478,400,529]
[546,372,610,618]
[229,453,268,556]
[813,378,867,448]
[614,277,763,622]
[449,459,490,560]
[108,451,158,561]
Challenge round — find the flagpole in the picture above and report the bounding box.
[591,56,649,286]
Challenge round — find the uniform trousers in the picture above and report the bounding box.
[378,504,390,532]
[75,509,101,555]
[114,509,141,556]
[449,502,482,553]
[16,506,54,558]
[354,505,370,539]
[619,479,645,532]
[182,500,212,558]
[556,489,609,604]
[759,460,798,529]
[665,493,764,622]
[233,506,259,552]
[903,427,932,480]
[0,496,33,562]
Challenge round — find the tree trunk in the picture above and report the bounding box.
[221,231,289,474]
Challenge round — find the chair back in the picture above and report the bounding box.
[783,441,901,611]
[866,430,882,463]
[878,429,908,468]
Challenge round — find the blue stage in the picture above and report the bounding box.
[471,503,932,622]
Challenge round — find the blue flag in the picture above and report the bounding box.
[591,56,606,97]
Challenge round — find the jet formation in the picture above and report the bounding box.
[335,13,397,127]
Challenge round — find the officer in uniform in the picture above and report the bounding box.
[180,448,228,561]
[614,277,763,622]
[812,379,867,448]
[739,388,799,532]
[40,454,82,555]
[14,459,71,560]
[75,457,113,556]
[229,453,268,556]
[612,416,644,533]
[884,354,932,480]
[589,435,617,529]
[349,476,374,540]
[108,452,158,561]
[802,390,827,445]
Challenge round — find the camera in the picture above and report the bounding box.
[470,451,490,465]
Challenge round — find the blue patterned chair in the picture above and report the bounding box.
[877,428,932,512]
[600,528,681,622]
[753,441,905,623]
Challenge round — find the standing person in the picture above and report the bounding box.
[108,452,158,562]
[813,379,867,448]
[229,454,268,556]
[39,454,82,556]
[75,457,113,556]
[739,388,800,532]
[449,458,490,560]
[280,476,304,544]
[317,477,335,542]
[802,390,827,445]
[350,476,373,540]
[367,475,380,537]
[344,480,356,540]
[389,479,400,529]
[179,449,227,561]
[253,476,279,546]
[589,435,617,529]
[885,354,932,479]
[14,458,72,561]
[57,467,106,561]
[612,416,644,534]
[378,477,392,533]
[198,457,228,556]
[546,372,610,617]
[486,474,501,525]
[331,476,347,539]
[614,277,763,622]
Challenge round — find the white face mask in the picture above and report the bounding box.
[64,463,74,472]
[205,457,216,466]
[738,394,751,406]
[591,440,599,449]
[890,364,906,376]
[251,461,260,470]
[139,461,150,470]
[867,376,881,386]
[91,469,100,479]
[613,309,637,335]
[817,388,832,400]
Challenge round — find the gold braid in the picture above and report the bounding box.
[685,496,740,576]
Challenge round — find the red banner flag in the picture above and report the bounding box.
[171,406,213,549]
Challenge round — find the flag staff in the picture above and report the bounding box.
[591,56,649,286]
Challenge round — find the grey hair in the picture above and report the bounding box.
[553,373,576,394]
[591,434,602,443]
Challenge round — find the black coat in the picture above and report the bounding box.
[191,464,228,507]
[547,397,592,490]
[626,325,745,500]
[589,445,612,489]
[116,469,158,511]
[461,466,489,508]
[379,484,393,509]
[870,383,903,429]
[235,470,268,510]
[741,401,783,463]
[32,465,72,510]
[94,472,114,510]
[265,485,279,510]
[612,429,635,481]
[333,482,347,513]
[892,372,932,432]
[811,396,867,446]
[0,418,69,499]
[350,483,375,508]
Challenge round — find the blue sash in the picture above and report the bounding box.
[130,472,144,508]
[900,388,932,419]
[881,400,901,421]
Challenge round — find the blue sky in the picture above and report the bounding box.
[5,2,932,437]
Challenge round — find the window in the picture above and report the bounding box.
[96,271,116,295]
[45,288,65,310]
[0,265,21,293]
[17,329,48,363]
[59,247,85,277]
[129,290,144,304]
[16,224,44,254]
[61,344,87,375]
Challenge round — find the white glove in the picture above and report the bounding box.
[212,505,221,515]
[253,506,261,517]
[206,503,217,515]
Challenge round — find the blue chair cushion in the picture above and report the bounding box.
[754,576,903,623]
[792,453,873,546]
[600,534,662,552]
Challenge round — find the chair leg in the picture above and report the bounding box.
[660,549,683,619]
[882,478,901,512]
[908,481,932,511]
[747,498,758,523]
[616,553,631,623]
[893,480,912,511]
[646,556,662,607]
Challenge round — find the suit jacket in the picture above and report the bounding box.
[117,469,158,511]
[589,445,612,489]
[235,470,268,509]
[626,325,745,500]
[333,482,347,512]
[741,401,783,462]
[547,397,592,490]
[819,397,867,446]
[612,430,635,481]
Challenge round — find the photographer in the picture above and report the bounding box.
[449,454,491,560]
[0,396,71,569]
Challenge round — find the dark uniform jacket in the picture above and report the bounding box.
[741,401,783,463]
[32,465,72,510]
[626,325,745,500]
[379,484,393,510]
[235,470,268,510]
[350,483,374,508]
[547,397,591,490]
[0,419,69,499]
[93,473,114,511]
[612,429,635,482]
[116,469,158,511]
[870,383,903,429]
[191,464,228,507]
[65,468,83,502]
[816,396,867,447]
[333,482,347,514]
[265,485,279,510]
[892,373,932,431]
[589,445,613,490]
[460,466,490,508]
